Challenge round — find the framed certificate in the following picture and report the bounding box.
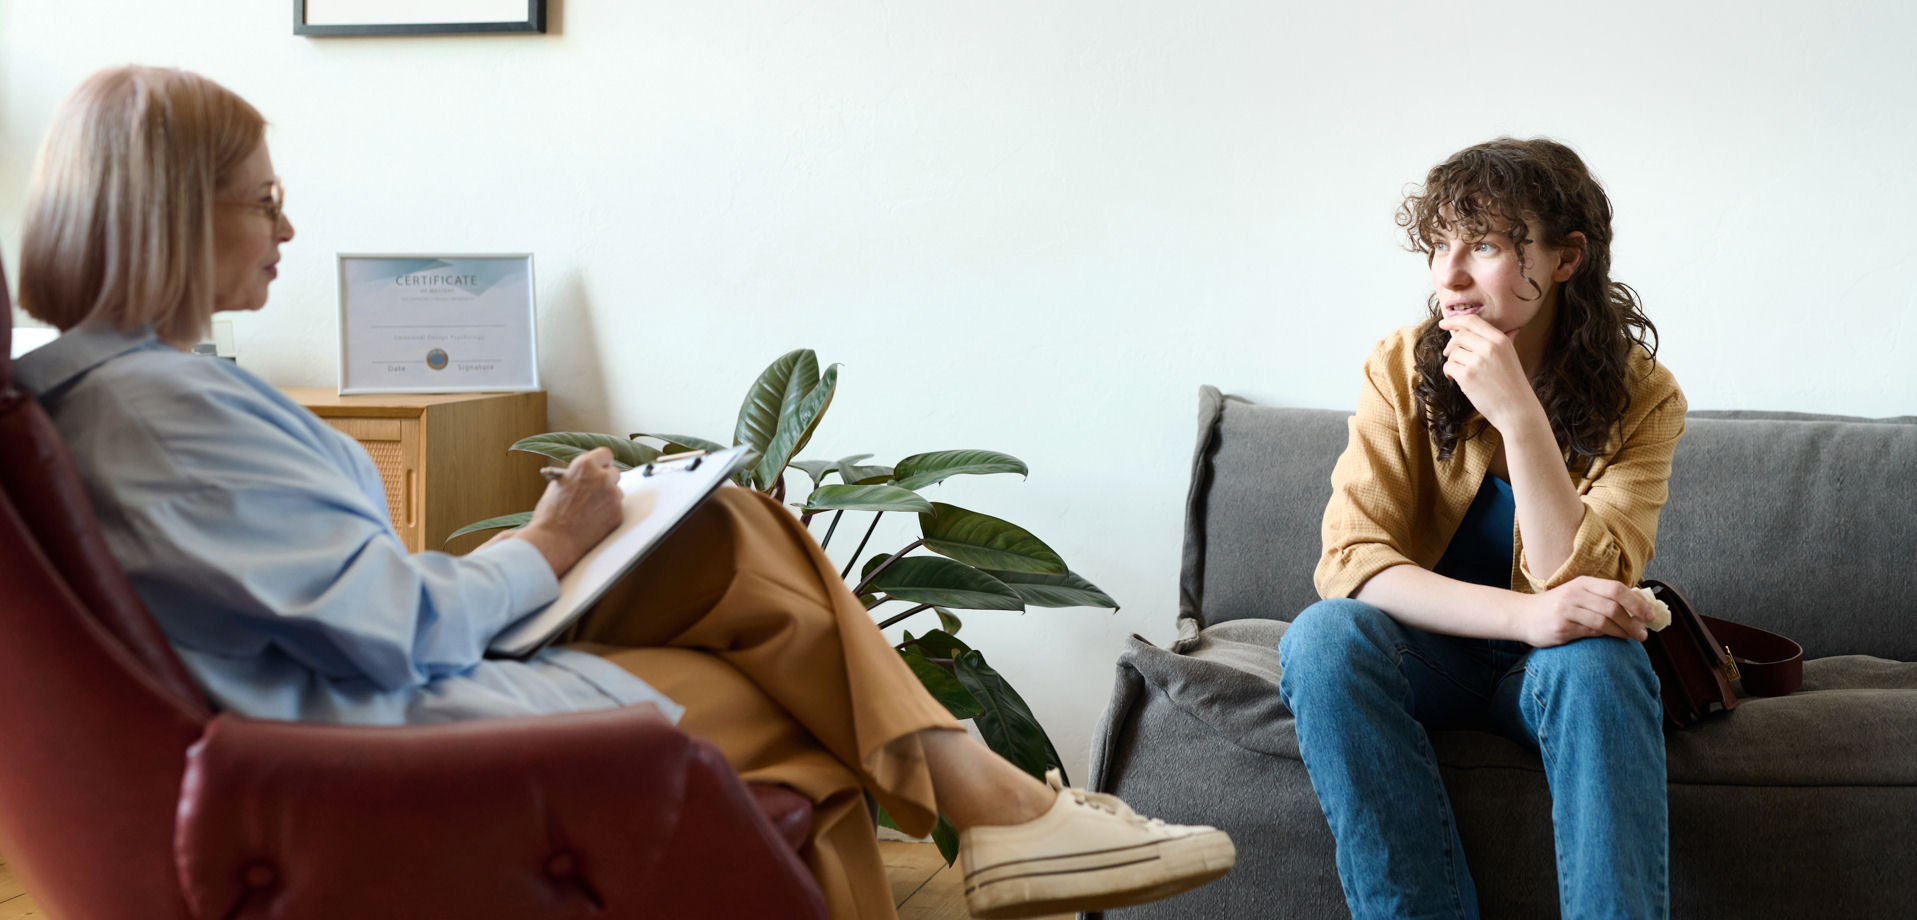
[295,0,546,36]
[336,254,539,395]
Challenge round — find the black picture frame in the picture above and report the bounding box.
[295,0,546,37]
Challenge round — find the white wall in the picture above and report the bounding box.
[5,1,1914,783]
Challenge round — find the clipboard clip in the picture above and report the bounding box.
[644,449,707,477]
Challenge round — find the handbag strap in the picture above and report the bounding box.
[1699,614,1804,697]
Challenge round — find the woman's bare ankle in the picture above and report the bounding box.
[919,728,1059,830]
[946,770,1055,830]
[1003,773,1057,824]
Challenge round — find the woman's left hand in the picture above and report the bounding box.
[1438,313,1540,433]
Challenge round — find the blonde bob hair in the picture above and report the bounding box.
[18,66,264,347]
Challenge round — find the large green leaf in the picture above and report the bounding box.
[802,484,934,514]
[632,432,729,456]
[733,350,819,489]
[891,449,1028,491]
[981,569,1118,609]
[903,628,972,661]
[751,364,838,490]
[789,458,842,492]
[898,647,984,720]
[868,557,1023,611]
[918,503,1066,575]
[931,814,960,866]
[444,511,533,543]
[935,607,964,636]
[511,432,658,470]
[952,649,1051,780]
[855,552,891,606]
[836,454,894,486]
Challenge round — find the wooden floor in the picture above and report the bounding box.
[883,840,1074,919]
[0,841,1045,919]
[0,848,40,919]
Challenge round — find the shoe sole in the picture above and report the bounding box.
[962,829,1236,919]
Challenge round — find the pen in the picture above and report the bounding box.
[539,466,566,483]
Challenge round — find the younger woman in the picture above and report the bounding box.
[1279,137,1685,919]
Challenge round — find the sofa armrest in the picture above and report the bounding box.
[176,706,825,920]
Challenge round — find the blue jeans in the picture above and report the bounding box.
[1277,598,1668,920]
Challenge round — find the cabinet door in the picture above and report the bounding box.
[321,417,424,551]
[420,394,548,556]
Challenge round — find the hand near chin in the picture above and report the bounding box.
[1437,313,1538,433]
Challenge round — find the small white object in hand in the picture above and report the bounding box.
[1631,586,1673,632]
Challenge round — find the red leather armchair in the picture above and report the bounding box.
[0,258,826,920]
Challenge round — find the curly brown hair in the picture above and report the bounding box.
[1395,137,1658,473]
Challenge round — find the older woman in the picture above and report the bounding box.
[12,66,1233,919]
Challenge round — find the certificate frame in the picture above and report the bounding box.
[336,253,540,395]
[295,0,546,37]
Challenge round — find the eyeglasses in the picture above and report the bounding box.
[218,177,286,223]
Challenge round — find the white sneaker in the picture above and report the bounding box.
[958,769,1235,919]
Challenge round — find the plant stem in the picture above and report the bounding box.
[853,538,924,597]
[877,603,934,630]
[817,509,843,547]
[839,512,886,580]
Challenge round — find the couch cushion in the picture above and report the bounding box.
[1143,618,1917,788]
[1645,411,1917,660]
[1179,388,1345,628]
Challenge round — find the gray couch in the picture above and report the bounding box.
[1087,387,1917,919]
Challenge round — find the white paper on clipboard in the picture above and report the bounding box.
[487,445,754,658]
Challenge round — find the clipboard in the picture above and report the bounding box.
[487,445,755,658]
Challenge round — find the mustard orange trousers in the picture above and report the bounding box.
[560,486,960,920]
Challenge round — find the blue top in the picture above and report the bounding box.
[1432,474,1516,589]
[15,324,681,725]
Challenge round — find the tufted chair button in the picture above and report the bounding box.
[546,852,577,878]
[242,860,278,889]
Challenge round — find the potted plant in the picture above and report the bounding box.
[454,348,1115,861]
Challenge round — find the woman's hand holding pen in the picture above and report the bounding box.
[511,447,624,577]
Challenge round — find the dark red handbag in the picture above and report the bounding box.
[1637,579,1805,729]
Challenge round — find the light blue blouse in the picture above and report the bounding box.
[15,324,681,726]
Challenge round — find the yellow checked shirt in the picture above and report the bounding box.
[1315,325,1687,600]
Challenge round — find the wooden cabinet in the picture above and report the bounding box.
[280,388,548,554]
